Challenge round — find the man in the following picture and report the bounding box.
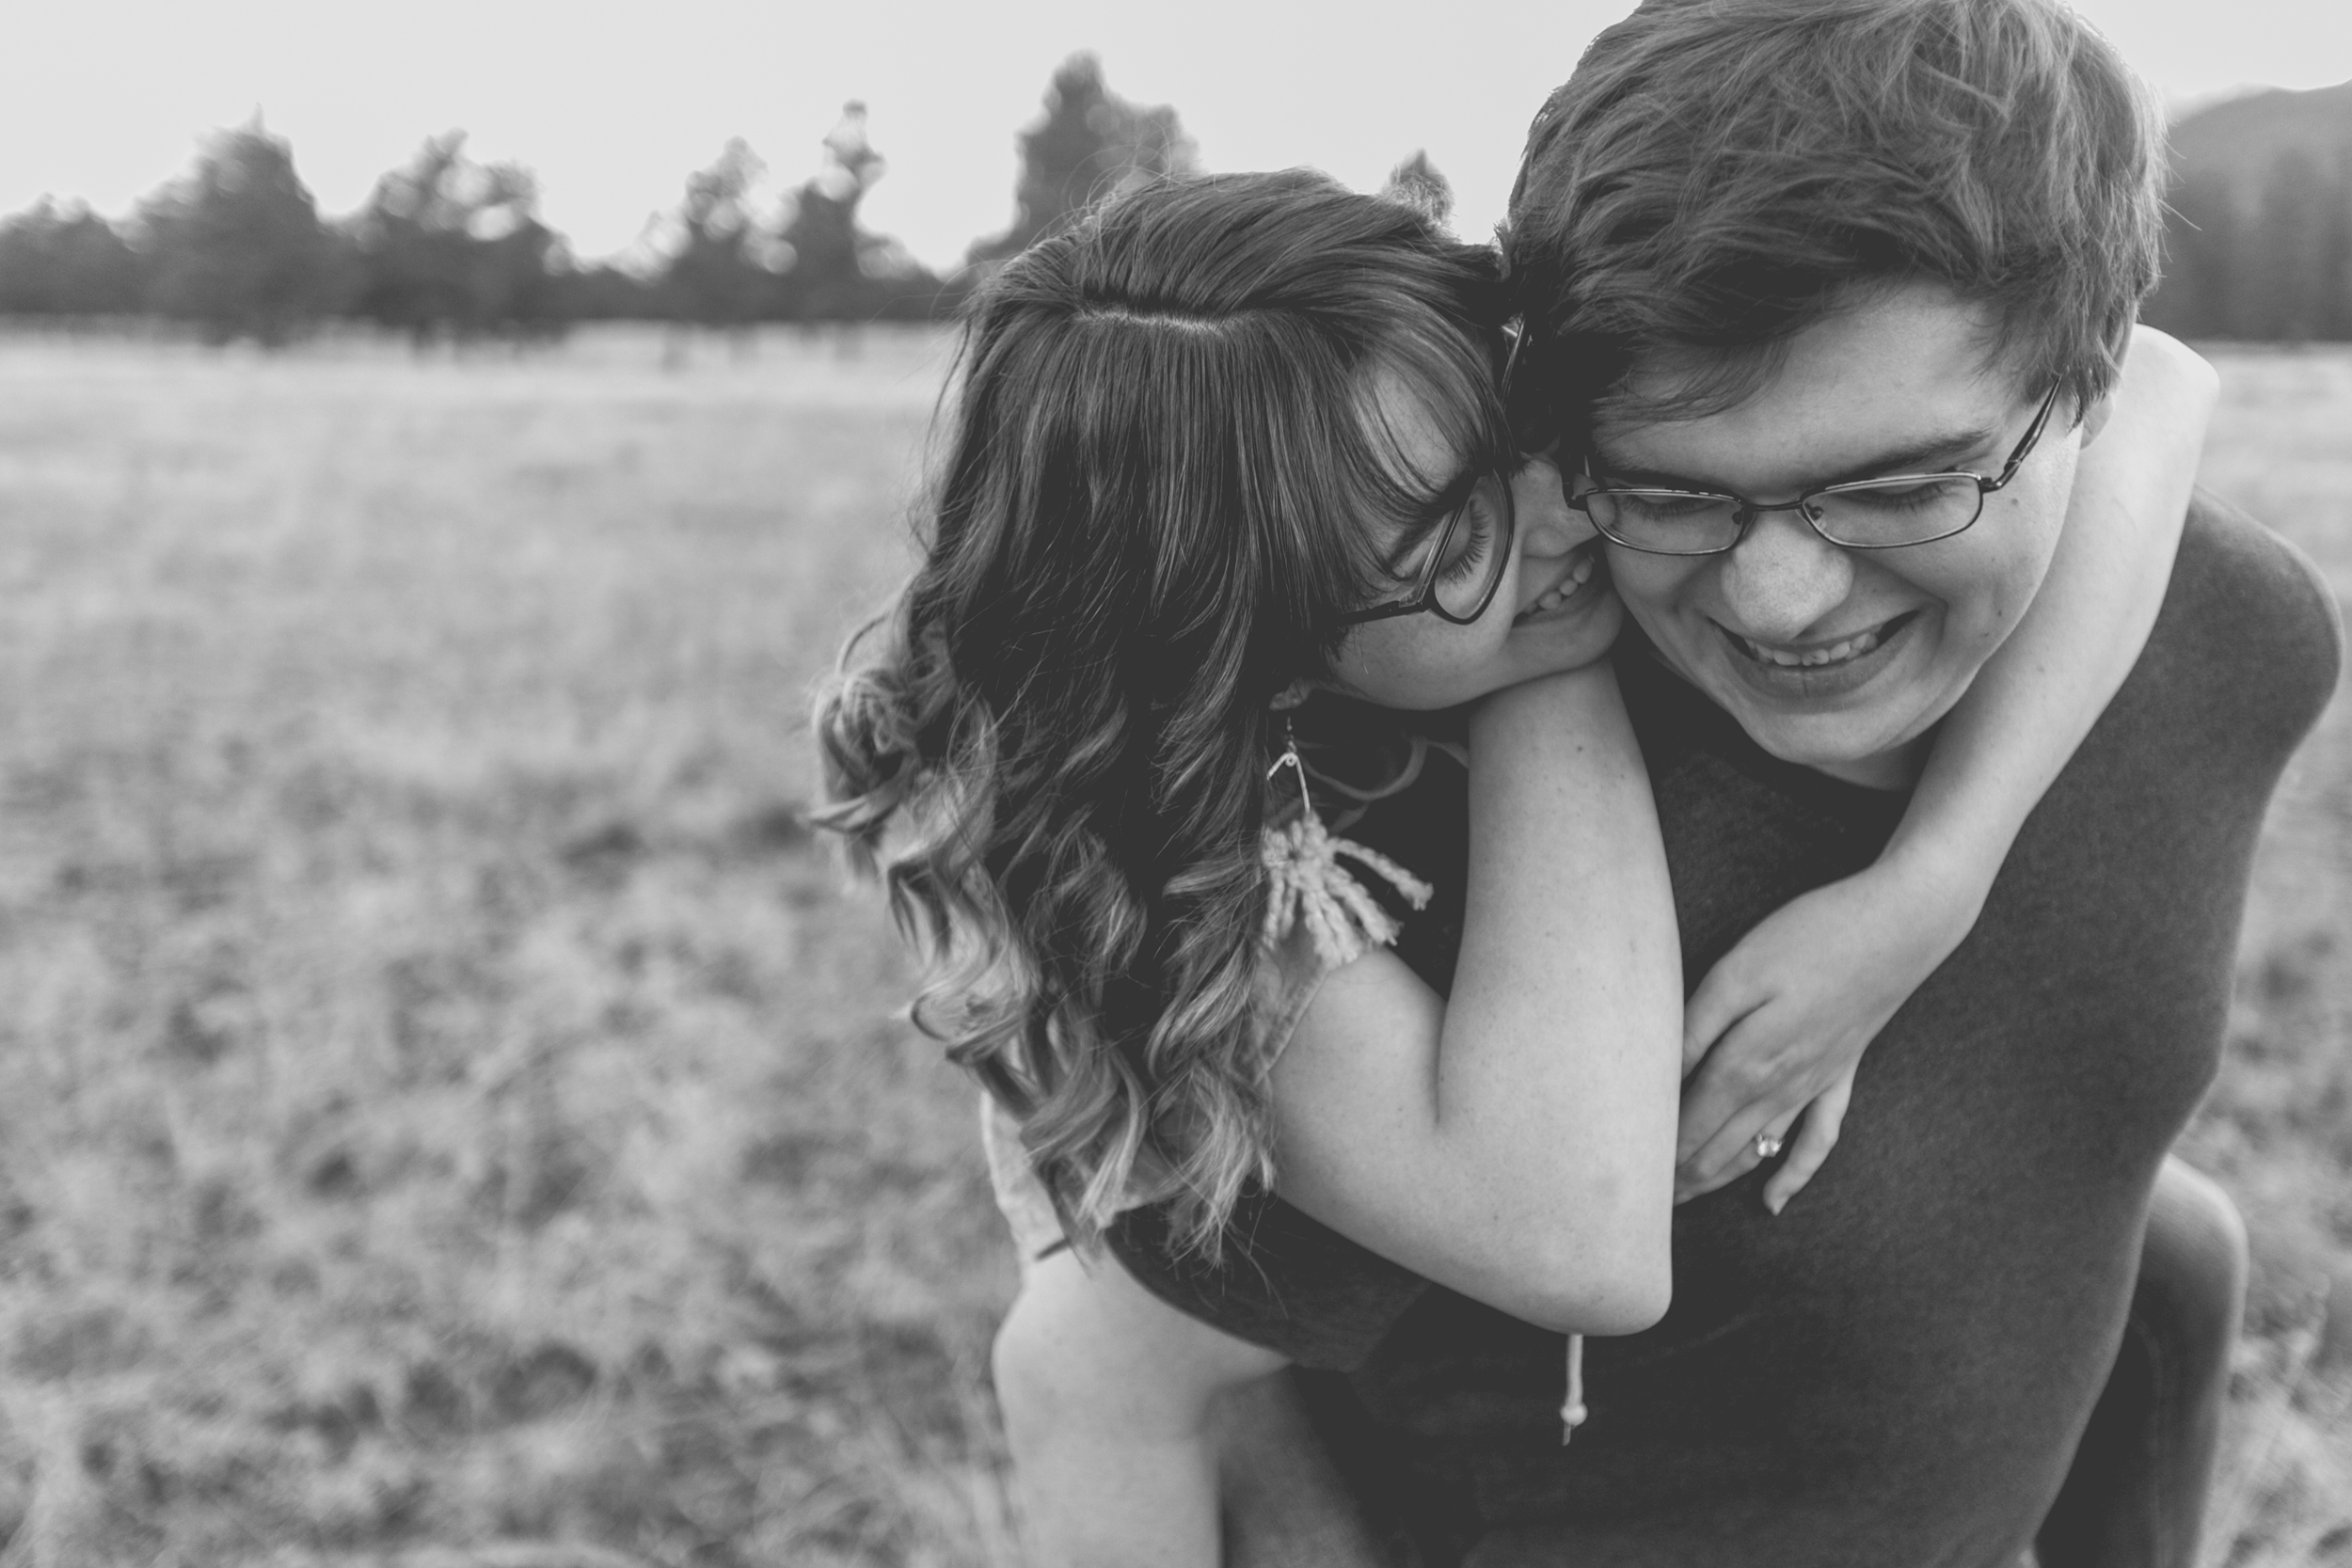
[1109,0,2342,1560]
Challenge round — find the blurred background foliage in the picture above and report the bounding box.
[3,58,2349,347]
[4,55,2344,347]
[0,54,1201,344]
[2148,81,2352,342]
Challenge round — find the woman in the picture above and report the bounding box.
[813,169,2214,1565]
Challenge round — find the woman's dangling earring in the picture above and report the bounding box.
[1260,716,1432,968]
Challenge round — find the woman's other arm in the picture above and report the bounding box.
[1675,325,2217,1205]
[1269,663,1682,1334]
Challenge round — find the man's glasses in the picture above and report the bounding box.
[1567,382,2064,557]
[1338,325,1527,627]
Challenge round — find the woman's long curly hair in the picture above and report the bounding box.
[812,169,1513,1259]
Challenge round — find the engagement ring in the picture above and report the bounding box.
[1754,1131,1785,1161]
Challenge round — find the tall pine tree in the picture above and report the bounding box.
[662,138,775,329]
[775,103,945,322]
[348,134,562,342]
[966,55,1196,267]
[137,119,341,344]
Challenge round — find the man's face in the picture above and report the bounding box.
[1593,282,2088,788]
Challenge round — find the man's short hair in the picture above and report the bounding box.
[1507,0,2166,426]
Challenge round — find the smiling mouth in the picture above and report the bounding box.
[1515,546,1602,625]
[1722,610,1920,671]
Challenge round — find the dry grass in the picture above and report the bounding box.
[0,325,1013,1568]
[0,326,2339,1567]
[2180,347,2352,1566]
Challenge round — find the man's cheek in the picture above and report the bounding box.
[1604,555,1699,628]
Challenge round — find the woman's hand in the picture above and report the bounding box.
[1673,848,1978,1211]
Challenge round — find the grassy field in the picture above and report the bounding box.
[2175,347,2352,1562]
[0,325,2341,1567]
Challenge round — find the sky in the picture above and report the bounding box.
[5,1,2349,274]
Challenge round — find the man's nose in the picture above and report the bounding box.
[1714,508,1855,642]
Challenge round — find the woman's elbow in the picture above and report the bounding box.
[1580,1254,1673,1336]
[1546,1170,1674,1334]
[1508,1228,1672,1337]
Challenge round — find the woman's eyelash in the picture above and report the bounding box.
[1438,524,1491,583]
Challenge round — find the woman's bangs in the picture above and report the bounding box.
[1332,319,1516,594]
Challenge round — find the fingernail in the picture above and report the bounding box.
[1766,1195,1786,1216]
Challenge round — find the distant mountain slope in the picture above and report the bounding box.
[2173,80,2352,173]
[2147,80,2352,341]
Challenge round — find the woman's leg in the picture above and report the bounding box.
[983,1097,1401,1566]
[1214,1372,1419,1568]
[2035,1155,2247,1568]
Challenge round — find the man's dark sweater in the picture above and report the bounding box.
[1109,495,2341,1565]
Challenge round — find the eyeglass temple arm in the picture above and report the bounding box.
[1984,385,2067,493]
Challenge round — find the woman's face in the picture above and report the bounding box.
[1326,380,1621,711]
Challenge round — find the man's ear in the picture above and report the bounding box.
[2077,390,2115,447]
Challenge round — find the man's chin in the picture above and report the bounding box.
[1729,699,1937,789]
[1681,659,1938,789]
[1655,619,1952,787]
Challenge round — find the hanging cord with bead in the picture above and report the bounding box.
[1561,1334,1588,1444]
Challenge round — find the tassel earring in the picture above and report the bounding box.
[1261,719,1432,968]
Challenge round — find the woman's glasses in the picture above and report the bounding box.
[1336,471,1517,626]
[1567,383,2064,557]
[1337,325,1527,628]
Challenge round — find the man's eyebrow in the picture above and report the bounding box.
[1592,424,2007,492]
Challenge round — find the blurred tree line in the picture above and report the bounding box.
[11,57,2345,348]
[2144,80,2352,343]
[0,54,1189,343]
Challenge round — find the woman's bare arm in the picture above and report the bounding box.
[1886,328,2211,909]
[1269,663,1683,1334]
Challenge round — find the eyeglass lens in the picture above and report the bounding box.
[1430,475,1514,618]
[1583,475,1985,555]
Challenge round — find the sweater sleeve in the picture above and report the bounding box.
[1104,1186,1431,1371]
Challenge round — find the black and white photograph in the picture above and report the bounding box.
[0,1,2348,1563]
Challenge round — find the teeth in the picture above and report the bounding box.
[1527,552,1598,615]
[1742,627,1885,668]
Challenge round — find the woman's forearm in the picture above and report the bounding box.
[1889,326,2214,906]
